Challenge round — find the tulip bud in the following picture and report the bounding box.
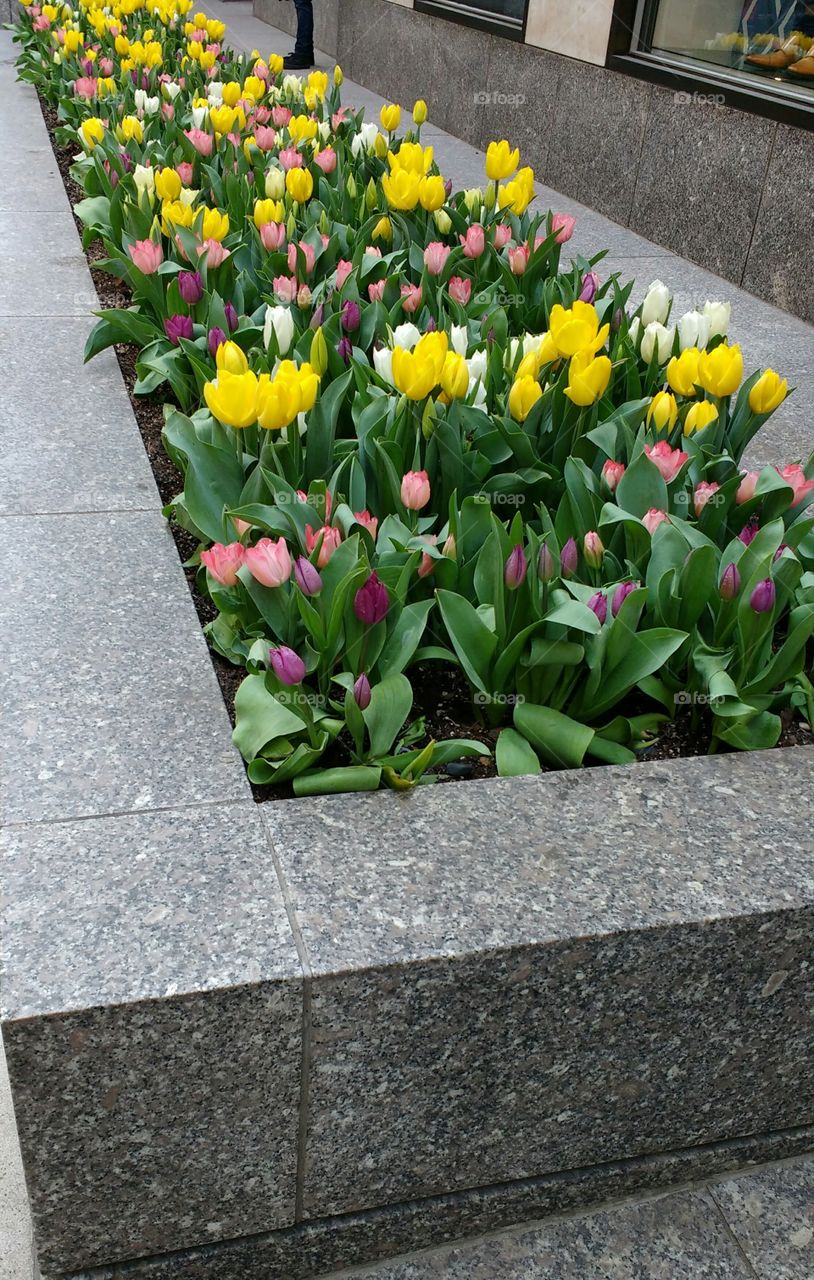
[310,325,328,376]
[561,536,578,578]
[164,314,194,346]
[504,544,527,590]
[433,209,452,235]
[611,580,637,617]
[401,470,430,511]
[750,577,775,614]
[588,591,607,624]
[354,571,389,625]
[207,325,227,358]
[294,555,322,596]
[352,671,371,710]
[336,336,353,365]
[739,517,759,546]
[270,645,306,685]
[719,563,741,600]
[265,166,285,200]
[346,173,357,200]
[341,300,361,332]
[641,279,671,327]
[441,532,457,559]
[297,284,312,309]
[538,542,557,581]
[601,460,625,494]
[224,301,238,332]
[178,270,203,305]
[583,531,604,569]
[578,272,599,304]
[365,177,377,211]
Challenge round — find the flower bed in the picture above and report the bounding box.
[13,1,814,798]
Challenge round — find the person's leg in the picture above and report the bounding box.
[292,0,314,56]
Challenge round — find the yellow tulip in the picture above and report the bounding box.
[333,64,343,86]
[749,368,788,415]
[646,391,678,433]
[288,114,318,143]
[372,216,392,242]
[204,370,259,429]
[297,361,321,412]
[256,372,301,431]
[244,74,265,100]
[215,341,248,375]
[666,347,701,397]
[418,175,446,212]
[206,18,226,40]
[508,375,542,422]
[286,168,314,202]
[440,352,469,401]
[485,139,519,181]
[209,104,237,135]
[392,349,437,401]
[380,103,401,132]
[496,178,532,217]
[564,351,613,407]
[388,142,433,174]
[118,115,143,144]
[413,98,428,125]
[697,342,743,398]
[382,168,421,211]
[415,331,449,379]
[154,167,181,202]
[199,50,216,72]
[516,350,543,381]
[80,117,105,149]
[265,167,286,200]
[515,166,535,197]
[253,198,281,228]
[199,207,230,241]
[683,401,719,435]
[269,53,284,75]
[548,302,609,359]
[161,199,194,233]
[222,81,241,107]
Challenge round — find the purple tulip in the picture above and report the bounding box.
[207,325,227,358]
[425,316,437,332]
[611,580,637,617]
[341,300,361,333]
[310,301,325,329]
[164,313,193,346]
[739,517,759,546]
[588,591,607,624]
[504,544,528,590]
[293,555,322,597]
[224,300,239,332]
[178,270,203,305]
[750,577,776,614]
[773,543,789,562]
[560,536,578,578]
[538,542,557,582]
[337,335,353,365]
[578,271,600,304]
[444,178,453,198]
[269,645,306,685]
[611,306,624,333]
[719,563,741,600]
[353,672,371,710]
[354,571,389,625]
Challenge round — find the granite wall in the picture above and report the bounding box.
[253,0,814,324]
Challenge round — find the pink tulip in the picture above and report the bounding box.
[297,284,312,308]
[200,541,245,585]
[460,224,485,258]
[644,441,689,484]
[279,146,304,170]
[185,128,213,156]
[335,258,353,289]
[252,105,271,125]
[642,508,670,535]
[418,535,438,579]
[365,245,383,258]
[401,284,422,314]
[162,103,175,122]
[367,280,385,303]
[99,57,114,76]
[254,125,277,151]
[260,221,286,251]
[128,239,163,274]
[424,242,450,276]
[354,509,379,538]
[508,245,529,276]
[493,224,512,249]
[735,471,759,504]
[305,524,342,567]
[33,15,50,30]
[602,460,625,493]
[273,275,299,303]
[401,469,430,511]
[177,161,194,186]
[448,276,471,306]
[272,105,292,127]
[694,481,720,516]
[74,77,97,99]
[776,463,814,507]
[331,107,348,130]
[232,517,253,537]
[287,240,316,276]
[244,537,292,588]
[197,238,231,267]
[552,213,577,244]
[314,147,337,174]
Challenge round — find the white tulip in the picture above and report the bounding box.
[628,316,642,347]
[677,310,711,351]
[317,121,330,142]
[640,321,676,365]
[467,349,488,382]
[390,322,421,351]
[703,300,731,339]
[373,346,393,383]
[351,122,380,158]
[641,279,672,327]
[263,304,295,356]
[163,80,181,102]
[265,167,285,200]
[208,81,224,102]
[178,187,199,207]
[283,74,303,95]
[133,164,155,199]
[191,105,208,128]
[450,324,469,356]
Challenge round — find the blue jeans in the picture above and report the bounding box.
[293,0,314,53]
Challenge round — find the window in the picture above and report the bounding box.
[414,0,529,42]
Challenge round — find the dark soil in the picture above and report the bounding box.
[36,93,813,800]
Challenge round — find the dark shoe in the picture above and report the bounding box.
[283,50,314,69]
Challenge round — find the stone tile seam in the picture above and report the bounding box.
[738,119,779,293]
[0,507,162,519]
[623,80,655,230]
[705,1186,763,1279]
[0,794,255,835]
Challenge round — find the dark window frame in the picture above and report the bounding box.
[414,0,529,44]
[608,0,814,128]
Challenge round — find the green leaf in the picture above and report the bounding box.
[436,589,498,693]
[615,451,668,519]
[714,711,782,751]
[232,675,305,761]
[513,702,595,768]
[377,599,434,678]
[362,673,414,756]
[574,627,687,719]
[496,728,541,777]
[292,765,382,795]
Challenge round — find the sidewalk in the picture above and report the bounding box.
[208,1,813,473]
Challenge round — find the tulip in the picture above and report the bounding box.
[417,535,437,579]
[273,275,298,304]
[697,343,743,398]
[564,351,612,407]
[270,645,306,685]
[703,300,731,339]
[448,276,472,306]
[583,531,604,569]
[578,272,599,304]
[602,460,625,494]
[200,541,245,585]
[216,342,249,376]
[735,471,759,504]
[504,544,528,589]
[199,238,231,268]
[507,245,530,276]
[257,220,285,253]
[314,146,337,174]
[354,571,389,625]
[392,333,447,400]
[380,103,401,131]
[353,672,372,710]
[548,301,609,358]
[749,369,788,415]
[551,213,576,244]
[424,242,450,276]
[207,326,227,359]
[341,300,361,333]
[334,259,354,290]
[676,309,710,352]
[440,351,469,400]
[177,162,194,187]
[286,168,314,202]
[400,284,423,314]
[178,270,203,305]
[185,128,214,156]
[413,98,428,125]
[419,175,446,212]
[164,314,194,346]
[293,555,322,596]
[244,536,292,588]
[641,279,671,327]
[337,336,353,365]
[128,239,163,274]
[646,391,678,433]
[305,524,342,566]
[683,401,718,436]
[204,369,259,429]
[485,139,519,181]
[750,578,775,614]
[133,164,156,200]
[254,125,277,151]
[642,508,669,535]
[508,375,542,422]
[719,563,741,600]
[640,321,676,365]
[493,223,512,249]
[776,463,814,507]
[365,280,385,304]
[693,481,720,516]
[588,591,607,624]
[611,580,638,617]
[644,441,688,484]
[224,301,239,331]
[460,224,486,258]
[287,240,316,277]
[401,470,431,511]
[739,518,759,546]
[354,510,379,539]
